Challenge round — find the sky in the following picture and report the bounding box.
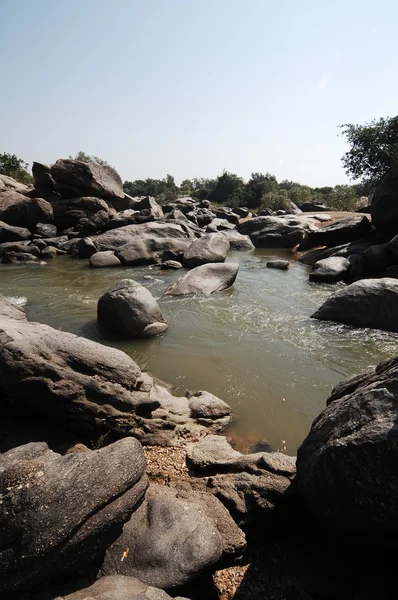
[1,0,397,187]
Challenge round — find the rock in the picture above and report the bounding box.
[36,222,57,238]
[89,222,190,252]
[0,190,53,229]
[161,260,183,269]
[220,230,255,250]
[40,245,58,259]
[266,260,289,270]
[182,233,230,268]
[311,277,398,331]
[0,221,31,243]
[238,216,314,248]
[57,576,190,600]
[0,241,38,257]
[128,196,164,219]
[90,251,121,268]
[189,391,232,422]
[76,236,98,258]
[309,256,351,282]
[50,196,109,231]
[101,484,246,589]
[298,216,372,251]
[296,355,398,537]
[299,239,375,266]
[163,263,239,296]
[0,174,32,195]
[1,252,40,264]
[116,237,190,266]
[98,279,168,338]
[50,159,125,204]
[215,209,240,225]
[32,162,55,197]
[206,217,236,231]
[371,153,398,235]
[299,202,328,212]
[0,438,148,592]
[234,207,249,218]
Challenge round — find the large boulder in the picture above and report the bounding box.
[296,356,398,537]
[311,278,398,331]
[371,153,398,236]
[87,222,191,253]
[127,196,164,220]
[298,216,371,251]
[0,439,148,592]
[98,280,168,338]
[32,162,55,197]
[0,174,32,195]
[57,576,189,600]
[101,484,246,589]
[116,236,190,266]
[163,262,239,296]
[0,221,31,243]
[220,229,255,250]
[49,196,109,231]
[89,250,121,268]
[50,159,125,204]
[309,256,351,283]
[0,190,53,229]
[182,233,230,268]
[238,216,314,248]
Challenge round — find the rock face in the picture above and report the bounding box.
[0,190,53,229]
[163,263,239,296]
[116,237,189,266]
[238,216,313,248]
[296,356,398,536]
[58,576,190,600]
[309,256,351,282]
[371,153,398,236]
[98,280,168,338]
[0,439,148,592]
[182,233,230,267]
[50,159,125,203]
[298,216,371,251]
[311,278,398,331]
[101,484,246,589]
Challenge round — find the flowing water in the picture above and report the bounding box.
[2,249,397,455]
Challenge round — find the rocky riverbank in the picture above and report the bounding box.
[2,155,398,598]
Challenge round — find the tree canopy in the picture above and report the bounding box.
[340,116,398,190]
[69,151,108,165]
[0,153,33,184]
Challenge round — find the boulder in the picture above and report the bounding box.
[0,439,148,592]
[32,162,55,197]
[215,209,240,225]
[182,233,230,268]
[127,196,164,220]
[206,217,236,231]
[50,196,109,231]
[311,278,398,331]
[88,222,191,252]
[0,241,37,257]
[296,356,398,537]
[0,190,53,229]
[371,153,398,235]
[40,246,58,259]
[161,260,183,269]
[50,159,125,204]
[116,237,190,266]
[234,207,249,218]
[89,251,121,268]
[299,202,327,212]
[163,263,239,296]
[1,251,41,264]
[0,221,31,243]
[220,230,255,250]
[238,216,314,248]
[266,260,289,270]
[298,216,372,251]
[57,576,190,600]
[98,280,168,338]
[309,256,351,282]
[36,222,57,238]
[76,236,98,258]
[101,484,246,589]
[0,174,32,195]
[189,391,232,422]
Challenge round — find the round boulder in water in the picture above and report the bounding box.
[98,279,168,338]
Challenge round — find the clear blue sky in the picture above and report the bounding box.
[1,0,397,186]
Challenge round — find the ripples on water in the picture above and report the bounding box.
[1,249,397,454]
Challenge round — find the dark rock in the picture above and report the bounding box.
[266,260,289,270]
[311,277,398,331]
[98,279,168,338]
[76,236,98,258]
[161,260,183,269]
[0,190,53,229]
[50,159,125,203]
[371,153,398,235]
[0,241,37,257]
[298,216,372,251]
[182,233,230,268]
[0,439,147,593]
[127,196,164,219]
[0,221,31,243]
[198,199,210,208]
[116,237,190,266]
[215,209,240,225]
[90,251,121,268]
[36,222,57,238]
[309,256,351,282]
[50,196,109,231]
[238,216,314,248]
[163,262,239,296]
[1,252,40,264]
[101,484,246,589]
[57,575,190,600]
[206,217,236,231]
[299,239,375,266]
[40,245,58,259]
[234,207,249,218]
[32,162,55,197]
[299,202,328,212]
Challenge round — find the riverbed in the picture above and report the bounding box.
[2,249,397,454]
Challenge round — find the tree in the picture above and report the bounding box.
[340,116,398,189]
[243,172,278,208]
[191,178,217,200]
[260,189,291,212]
[69,151,108,165]
[0,152,33,184]
[209,171,245,206]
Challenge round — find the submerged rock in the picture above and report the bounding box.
[163,262,239,296]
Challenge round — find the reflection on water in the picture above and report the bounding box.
[1,249,397,454]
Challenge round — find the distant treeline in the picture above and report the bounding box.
[123,171,370,212]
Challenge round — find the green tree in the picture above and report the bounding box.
[340,116,398,189]
[243,172,278,208]
[322,185,360,211]
[260,189,291,212]
[209,171,245,206]
[0,152,33,184]
[287,184,314,206]
[191,178,217,200]
[69,151,108,165]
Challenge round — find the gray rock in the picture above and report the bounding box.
[309,256,351,282]
[183,233,230,268]
[189,391,232,421]
[234,207,249,218]
[298,216,372,251]
[266,260,289,270]
[57,575,190,600]
[296,355,398,536]
[40,245,58,258]
[0,221,31,243]
[161,259,183,269]
[206,217,236,231]
[0,174,32,195]
[238,216,314,248]
[220,230,255,250]
[311,278,398,331]
[98,279,168,338]
[0,190,53,229]
[163,262,239,296]
[1,251,41,264]
[90,251,121,268]
[0,439,148,592]
[89,222,190,252]
[127,196,164,219]
[101,484,246,589]
[371,153,398,235]
[50,196,109,231]
[0,241,38,257]
[116,237,190,266]
[36,222,57,238]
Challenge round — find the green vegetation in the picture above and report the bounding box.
[69,151,108,165]
[0,153,33,184]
